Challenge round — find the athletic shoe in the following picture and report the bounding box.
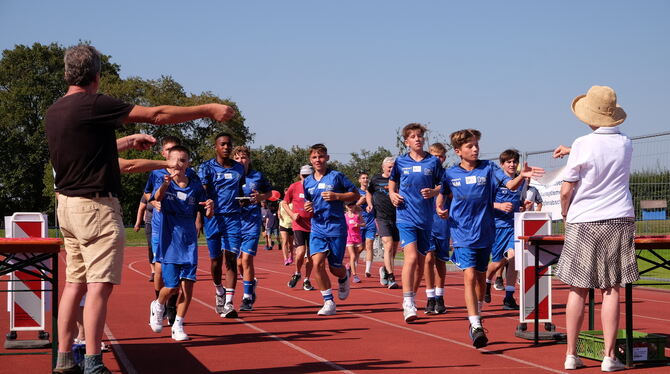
[53,366,84,374]
[387,274,399,289]
[469,324,488,348]
[503,297,519,310]
[484,287,491,303]
[166,305,177,326]
[564,355,585,370]
[494,276,504,291]
[435,296,447,314]
[288,257,294,265]
[215,293,225,314]
[149,300,164,333]
[288,274,301,288]
[303,279,315,291]
[601,356,625,372]
[338,268,351,300]
[251,278,258,303]
[365,272,372,278]
[317,300,336,316]
[379,266,388,286]
[240,297,253,311]
[171,324,190,341]
[220,302,238,318]
[352,274,361,283]
[283,259,291,266]
[403,303,418,323]
[424,298,437,314]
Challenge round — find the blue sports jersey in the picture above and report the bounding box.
[442,160,510,248]
[390,153,443,229]
[303,169,357,237]
[240,169,272,231]
[154,178,207,265]
[358,188,376,228]
[493,178,525,228]
[198,158,246,214]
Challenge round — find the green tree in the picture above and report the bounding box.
[250,145,311,193]
[338,147,393,182]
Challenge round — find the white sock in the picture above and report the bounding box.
[425,288,435,298]
[435,287,444,297]
[225,288,234,304]
[402,292,414,306]
[243,293,252,299]
[174,315,184,327]
[485,279,491,284]
[468,315,481,328]
[214,284,225,296]
[303,277,309,282]
[365,261,372,273]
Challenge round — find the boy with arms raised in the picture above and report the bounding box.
[149,146,214,341]
[303,144,360,315]
[232,146,272,311]
[437,129,543,348]
[389,123,443,323]
[198,133,246,318]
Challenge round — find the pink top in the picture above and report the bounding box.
[345,212,364,244]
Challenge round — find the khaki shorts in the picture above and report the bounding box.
[57,194,125,284]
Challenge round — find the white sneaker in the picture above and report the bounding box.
[403,303,418,323]
[149,300,164,333]
[564,355,585,370]
[317,300,336,316]
[338,268,351,300]
[601,356,625,372]
[171,324,190,341]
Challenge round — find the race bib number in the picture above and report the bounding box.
[299,193,304,198]
[465,176,477,185]
[177,191,187,201]
[412,166,421,172]
[224,173,233,180]
[318,183,326,189]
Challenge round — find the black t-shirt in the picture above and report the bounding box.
[368,174,396,221]
[46,93,134,196]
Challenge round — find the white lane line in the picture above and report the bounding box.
[127,260,354,374]
[104,324,139,374]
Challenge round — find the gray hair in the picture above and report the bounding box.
[64,44,101,86]
[382,156,395,165]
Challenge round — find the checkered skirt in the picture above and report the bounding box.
[555,217,639,289]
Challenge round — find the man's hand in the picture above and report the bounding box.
[119,134,156,152]
[420,188,438,199]
[523,200,533,212]
[552,145,571,159]
[210,104,236,122]
[366,205,373,213]
[200,199,215,218]
[495,202,514,213]
[304,201,313,213]
[519,162,545,180]
[133,224,141,232]
[321,191,338,201]
[436,206,449,219]
[150,200,161,212]
[389,191,404,207]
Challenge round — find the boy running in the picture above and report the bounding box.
[389,123,443,323]
[356,173,377,278]
[437,129,543,348]
[303,143,360,315]
[198,132,245,318]
[232,146,271,312]
[149,146,213,341]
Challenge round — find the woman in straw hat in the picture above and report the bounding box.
[553,86,638,371]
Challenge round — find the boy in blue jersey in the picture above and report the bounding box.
[484,149,524,310]
[148,146,214,341]
[420,142,450,315]
[198,133,246,318]
[356,173,377,278]
[303,143,360,316]
[389,123,443,323]
[436,129,543,348]
[232,146,271,312]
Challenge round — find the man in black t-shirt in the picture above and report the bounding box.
[47,44,235,374]
[366,156,401,289]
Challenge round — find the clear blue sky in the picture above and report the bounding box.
[2,0,668,161]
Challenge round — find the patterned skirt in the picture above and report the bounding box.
[555,217,639,289]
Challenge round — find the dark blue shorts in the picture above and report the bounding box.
[451,247,491,272]
[397,222,432,256]
[309,234,346,268]
[204,214,241,258]
[162,263,197,288]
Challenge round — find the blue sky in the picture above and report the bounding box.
[2,1,668,161]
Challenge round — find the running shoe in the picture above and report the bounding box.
[469,324,488,348]
[338,268,351,300]
[215,293,225,314]
[387,274,399,289]
[220,302,238,318]
[352,274,361,283]
[564,355,585,370]
[171,324,190,341]
[52,366,83,374]
[494,276,504,291]
[287,256,294,265]
[303,279,315,291]
[288,273,301,288]
[435,295,447,314]
[403,303,418,323]
[365,271,372,278]
[283,259,291,266]
[149,300,164,333]
[379,266,388,286]
[503,296,519,310]
[240,297,254,311]
[317,300,336,316]
[166,305,177,326]
[424,298,437,314]
[601,356,625,372]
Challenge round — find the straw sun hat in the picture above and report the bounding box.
[571,85,627,127]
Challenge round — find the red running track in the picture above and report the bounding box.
[1,245,669,373]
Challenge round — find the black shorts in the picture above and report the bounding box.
[279,226,294,235]
[376,218,399,242]
[293,230,310,247]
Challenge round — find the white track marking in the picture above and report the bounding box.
[104,324,138,374]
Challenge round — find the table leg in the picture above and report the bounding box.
[588,288,595,330]
[51,253,58,369]
[625,283,633,368]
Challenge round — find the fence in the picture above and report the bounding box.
[523,131,670,235]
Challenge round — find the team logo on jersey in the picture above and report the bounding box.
[477,176,487,185]
[402,167,411,175]
[465,176,477,185]
[451,178,461,187]
[177,191,188,201]
[423,167,432,176]
[412,166,421,173]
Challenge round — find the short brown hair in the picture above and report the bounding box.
[310,143,328,155]
[499,149,520,164]
[450,129,481,150]
[429,142,447,155]
[232,145,251,158]
[64,44,101,86]
[402,123,427,139]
